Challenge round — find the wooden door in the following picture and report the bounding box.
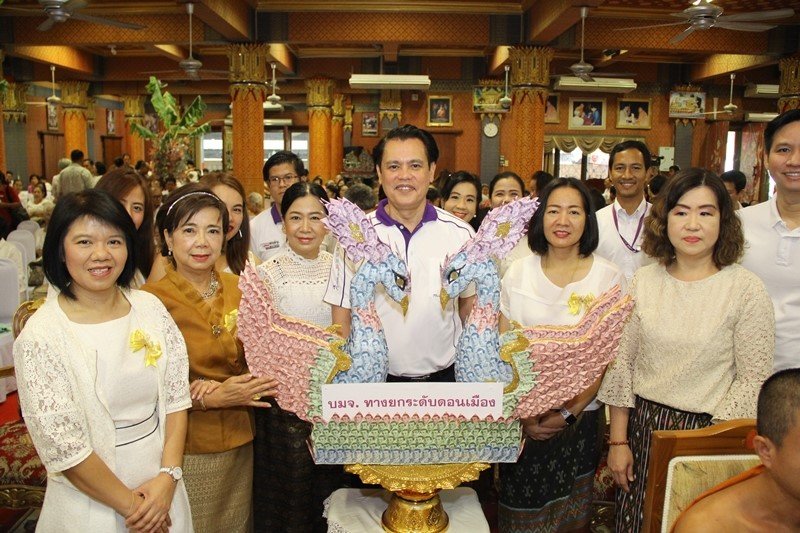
[101,135,124,167]
[430,131,459,178]
[39,132,65,180]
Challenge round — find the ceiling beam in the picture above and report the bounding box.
[257,0,521,14]
[6,45,94,76]
[383,43,399,63]
[526,0,604,44]
[194,0,252,41]
[266,43,296,76]
[691,54,778,82]
[150,44,186,62]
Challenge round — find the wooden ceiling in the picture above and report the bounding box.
[1,0,799,102]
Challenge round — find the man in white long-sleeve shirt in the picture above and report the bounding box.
[594,140,656,281]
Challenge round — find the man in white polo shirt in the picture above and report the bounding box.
[741,110,800,372]
[250,151,303,261]
[324,125,475,381]
[595,140,656,281]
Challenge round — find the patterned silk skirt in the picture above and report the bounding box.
[183,443,253,533]
[614,396,712,533]
[253,401,344,533]
[499,409,601,533]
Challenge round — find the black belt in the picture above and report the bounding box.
[386,364,456,383]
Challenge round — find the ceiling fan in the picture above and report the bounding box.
[699,73,744,119]
[263,62,285,112]
[0,0,145,32]
[26,65,61,106]
[144,2,227,81]
[619,1,794,44]
[557,7,632,82]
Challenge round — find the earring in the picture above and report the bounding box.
[167,249,173,256]
[238,229,243,239]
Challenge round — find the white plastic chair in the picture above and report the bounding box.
[15,220,39,235]
[7,229,35,265]
[0,259,20,323]
[4,239,28,289]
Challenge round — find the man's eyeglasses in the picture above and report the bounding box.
[268,174,299,184]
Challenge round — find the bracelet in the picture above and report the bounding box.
[608,439,630,446]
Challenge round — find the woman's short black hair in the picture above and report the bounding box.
[441,171,481,202]
[527,177,599,257]
[488,171,526,197]
[156,183,229,260]
[43,189,138,299]
[280,181,330,219]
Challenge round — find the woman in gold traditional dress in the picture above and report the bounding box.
[143,183,278,533]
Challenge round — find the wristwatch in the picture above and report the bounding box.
[159,466,183,482]
[559,407,578,426]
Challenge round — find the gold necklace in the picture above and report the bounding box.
[198,271,219,300]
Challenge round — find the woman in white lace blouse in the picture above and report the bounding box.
[14,189,192,532]
[253,182,342,532]
[598,169,775,532]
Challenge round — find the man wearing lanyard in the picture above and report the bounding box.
[595,140,656,281]
[324,124,475,382]
[740,110,800,372]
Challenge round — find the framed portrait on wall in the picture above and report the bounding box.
[616,99,651,129]
[472,86,509,114]
[568,98,606,130]
[544,94,559,124]
[46,101,59,132]
[362,112,378,137]
[427,95,453,127]
[669,91,706,119]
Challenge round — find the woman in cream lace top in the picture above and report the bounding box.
[253,182,342,533]
[598,169,774,533]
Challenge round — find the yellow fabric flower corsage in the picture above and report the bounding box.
[130,329,162,368]
[567,292,595,316]
[223,309,238,333]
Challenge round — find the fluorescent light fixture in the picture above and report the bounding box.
[744,112,778,123]
[553,76,637,94]
[349,74,431,90]
[264,119,293,126]
[744,84,778,98]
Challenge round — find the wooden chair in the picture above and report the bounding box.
[0,299,47,509]
[642,419,758,533]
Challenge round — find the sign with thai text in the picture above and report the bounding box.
[320,382,504,421]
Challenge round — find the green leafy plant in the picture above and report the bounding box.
[131,76,210,179]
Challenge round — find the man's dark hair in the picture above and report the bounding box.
[426,186,441,203]
[528,177,599,257]
[373,124,439,168]
[531,170,555,195]
[648,174,667,196]
[135,160,147,171]
[70,149,84,162]
[757,368,800,447]
[765,109,800,153]
[720,170,747,194]
[609,140,653,169]
[344,183,378,211]
[43,189,138,299]
[113,156,124,168]
[669,165,680,173]
[95,161,107,175]
[263,151,305,182]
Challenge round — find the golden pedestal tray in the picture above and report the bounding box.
[345,463,490,533]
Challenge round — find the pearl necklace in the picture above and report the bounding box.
[199,271,219,300]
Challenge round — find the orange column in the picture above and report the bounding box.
[508,46,553,179]
[61,81,89,156]
[228,44,269,196]
[122,95,146,163]
[0,52,6,173]
[330,94,345,178]
[779,57,800,112]
[306,78,335,181]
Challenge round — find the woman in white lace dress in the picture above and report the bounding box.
[14,189,192,532]
[253,182,342,533]
[598,169,775,532]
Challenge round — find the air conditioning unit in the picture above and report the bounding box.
[349,74,431,90]
[744,84,778,98]
[744,112,778,123]
[552,76,637,94]
[265,119,293,126]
